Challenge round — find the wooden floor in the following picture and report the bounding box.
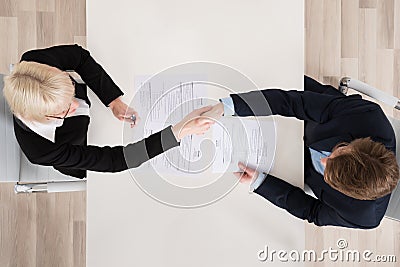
[1,0,400,266]
[305,0,400,266]
[0,0,87,267]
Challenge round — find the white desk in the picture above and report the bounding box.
[87,1,304,266]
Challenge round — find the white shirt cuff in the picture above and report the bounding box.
[219,97,235,116]
[250,172,267,191]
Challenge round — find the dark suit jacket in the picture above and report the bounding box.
[13,45,179,178]
[230,77,396,229]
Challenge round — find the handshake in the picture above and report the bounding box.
[169,102,261,185]
[170,102,224,141]
[125,101,261,185]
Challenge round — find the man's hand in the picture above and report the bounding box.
[201,102,224,121]
[233,162,259,183]
[109,97,140,128]
[172,106,215,141]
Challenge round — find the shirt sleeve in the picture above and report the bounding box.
[219,97,235,116]
[250,172,267,191]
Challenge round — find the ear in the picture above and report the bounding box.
[72,99,79,109]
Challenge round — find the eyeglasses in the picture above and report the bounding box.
[45,101,72,120]
[69,75,76,86]
[45,75,75,120]
[46,75,75,120]
[46,102,72,120]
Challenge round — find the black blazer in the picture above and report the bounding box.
[230,76,396,229]
[13,45,179,178]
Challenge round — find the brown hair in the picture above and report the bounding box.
[324,137,399,200]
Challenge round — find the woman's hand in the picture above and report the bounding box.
[109,97,140,128]
[171,106,215,141]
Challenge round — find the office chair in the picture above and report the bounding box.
[0,66,86,193]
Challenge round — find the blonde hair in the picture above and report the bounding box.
[3,61,74,122]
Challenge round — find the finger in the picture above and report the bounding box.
[196,127,211,135]
[237,162,247,171]
[233,172,251,183]
[195,117,214,126]
[238,162,254,174]
[122,113,140,124]
[233,171,247,179]
[202,123,212,129]
[123,110,138,119]
[130,117,140,127]
[121,117,134,123]
[201,111,213,117]
[126,106,136,113]
[121,117,140,126]
[133,114,141,122]
[200,117,215,123]
[131,110,139,117]
[200,118,216,124]
[196,105,213,114]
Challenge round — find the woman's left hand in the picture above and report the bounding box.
[109,97,140,128]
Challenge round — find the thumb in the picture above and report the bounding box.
[238,162,249,172]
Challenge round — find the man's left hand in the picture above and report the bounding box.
[233,162,259,183]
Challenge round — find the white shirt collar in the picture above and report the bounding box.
[18,98,90,143]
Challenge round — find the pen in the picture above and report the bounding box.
[130,115,136,124]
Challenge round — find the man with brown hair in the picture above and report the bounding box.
[323,138,399,201]
[204,76,399,229]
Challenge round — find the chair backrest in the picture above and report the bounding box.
[0,73,20,182]
[19,152,79,182]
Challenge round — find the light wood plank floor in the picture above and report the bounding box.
[1,0,400,267]
[305,0,400,266]
[0,0,87,267]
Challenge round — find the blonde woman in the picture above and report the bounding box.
[3,45,213,178]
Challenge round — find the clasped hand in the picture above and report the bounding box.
[171,106,215,141]
[111,98,259,182]
[109,97,216,140]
